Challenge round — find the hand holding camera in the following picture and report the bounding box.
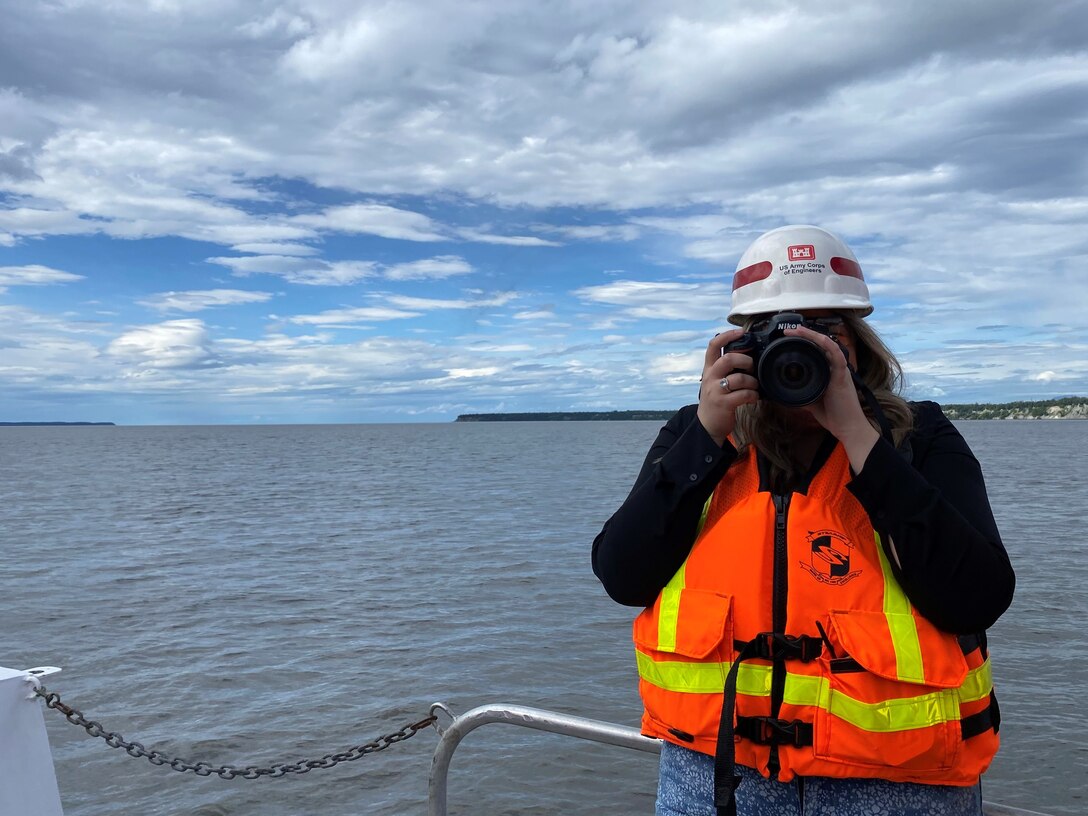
[695,330,759,446]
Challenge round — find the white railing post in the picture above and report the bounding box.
[0,665,65,816]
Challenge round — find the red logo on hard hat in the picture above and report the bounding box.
[788,245,815,261]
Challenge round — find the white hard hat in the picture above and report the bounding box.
[727,225,873,325]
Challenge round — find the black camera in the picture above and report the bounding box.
[721,312,846,407]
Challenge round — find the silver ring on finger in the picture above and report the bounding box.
[719,376,731,392]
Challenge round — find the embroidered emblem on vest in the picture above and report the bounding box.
[801,529,862,585]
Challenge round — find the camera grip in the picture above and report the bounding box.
[720,335,754,356]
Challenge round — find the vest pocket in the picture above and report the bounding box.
[811,610,966,772]
[633,590,735,741]
[634,589,735,659]
[827,609,968,688]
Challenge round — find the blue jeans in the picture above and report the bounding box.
[656,742,983,816]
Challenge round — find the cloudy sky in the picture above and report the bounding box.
[2,1,1086,424]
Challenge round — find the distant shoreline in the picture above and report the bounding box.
[456,411,674,424]
[456,410,674,422]
[456,397,1088,422]
[0,421,116,426]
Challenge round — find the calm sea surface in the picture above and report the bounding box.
[2,420,1085,816]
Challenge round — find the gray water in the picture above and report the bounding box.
[1,420,1085,816]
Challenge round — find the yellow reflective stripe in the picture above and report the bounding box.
[829,682,959,732]
[656,495,711,653]
[959,660,993,704]
[782,674,958,732]
[695,494,712,539]
[875,531,925,683]
[635,652,772,696]
[657,564,686,653]
[637,658,992,732]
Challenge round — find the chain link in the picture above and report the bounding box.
[35,685,437,779]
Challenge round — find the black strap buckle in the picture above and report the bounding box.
[750,631,823,662]
[736,715,813,748]
[713,634,817,816]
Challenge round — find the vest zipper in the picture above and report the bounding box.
[768,491,791,779]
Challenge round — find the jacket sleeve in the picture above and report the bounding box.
[591,405,737,607]
[846,401,1015,633]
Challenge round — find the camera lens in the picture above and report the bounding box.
[781,361,807,385]
[758,338,830,407]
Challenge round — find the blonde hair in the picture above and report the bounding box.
[732,312,913,487]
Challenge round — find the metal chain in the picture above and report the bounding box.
[34,685,437,779]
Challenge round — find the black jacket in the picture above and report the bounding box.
[591,401,1014,634]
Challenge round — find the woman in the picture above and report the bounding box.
[592,225,1015,816]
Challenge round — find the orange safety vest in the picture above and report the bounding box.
[633,441,999,787]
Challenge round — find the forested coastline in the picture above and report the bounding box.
[456,397,1088,422]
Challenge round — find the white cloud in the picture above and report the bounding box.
[629,214,741,239]
[0,208,100,238]
[106,319,215,369]
[286,306,422,326]
[140,289,274,312]
[278,8,398,83]
[456,228,560,246]
[543,224,641,242]
[207,255,378,285]
[462,342,535,353]
[574,280,732,322]
[645,350,704,385]
[0,306,114,394]
[446,366,500,378]
[293,203,447,242]
[0,264,83,287]
[386,292,519,310]
[641,330,708,344]
[513,309,555,320]
[384,255,473,280]
[231,242,320,256]
[236,8,313,40]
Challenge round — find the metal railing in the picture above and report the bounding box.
[427,702,1055,816]
[1,671,1059,816]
